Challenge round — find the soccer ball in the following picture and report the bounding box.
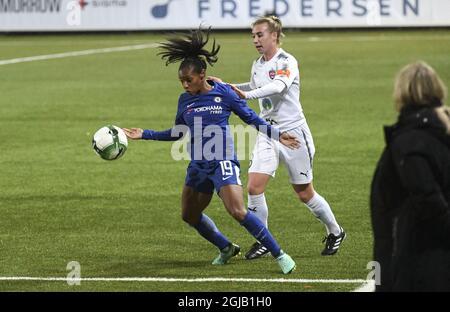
[92,125,128,160]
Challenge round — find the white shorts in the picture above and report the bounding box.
[248,122,315,184]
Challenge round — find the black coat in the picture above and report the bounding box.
[371,105,450,292]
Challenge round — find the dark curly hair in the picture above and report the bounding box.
[158,26,220,74]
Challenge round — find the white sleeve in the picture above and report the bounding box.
[244,80,286,100]
[273,57,298,89]
[234,82,253,92]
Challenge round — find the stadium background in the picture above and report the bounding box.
[0,0,449,292]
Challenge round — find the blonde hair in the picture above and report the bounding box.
[252,15,285,44]
[394,61,447,112]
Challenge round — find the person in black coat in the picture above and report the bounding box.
[371,61,450,292]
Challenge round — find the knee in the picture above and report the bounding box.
[294,183,315,203]
[247,183,264,195]
[297,189,315,203]
[228,206,247,222]
[181,210,200,226]
[297,192,311,203]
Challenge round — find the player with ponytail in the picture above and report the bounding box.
[123,27,298,274]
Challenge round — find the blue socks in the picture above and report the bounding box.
[240,211,282,258]
[191,212,282,258]
[192,214,230,250]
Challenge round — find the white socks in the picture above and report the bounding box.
[248,193,269,228]
[248,191,340,236]
[305,192,341,235]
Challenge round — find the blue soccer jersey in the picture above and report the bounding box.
[142,81,280,160]
[142,81,281,193]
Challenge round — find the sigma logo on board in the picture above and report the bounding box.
[76,0,128,10]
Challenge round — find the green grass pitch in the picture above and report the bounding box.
[0,29,449,292]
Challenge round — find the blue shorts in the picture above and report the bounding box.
[185,160,242,194]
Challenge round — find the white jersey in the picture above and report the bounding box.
[249,48,305,132]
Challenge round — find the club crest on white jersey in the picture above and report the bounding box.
[250,48,306,132]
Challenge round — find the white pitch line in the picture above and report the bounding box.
[0,276,367,283]
[0,43,158,66]
[353,280,376,292]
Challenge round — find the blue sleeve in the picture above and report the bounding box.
[227,87,280,140]
[142,97,187,141]
[142,128,183,141]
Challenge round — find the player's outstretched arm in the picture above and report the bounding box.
[123,128,143,140]
[124,127,184,141]
[238,80,286,100]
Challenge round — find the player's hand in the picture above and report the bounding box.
[230,84,246,99]
[207,76,223,83]
[279,132,300,149]
[122,128,143,140]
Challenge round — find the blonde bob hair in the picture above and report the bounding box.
[394,61,447,112]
